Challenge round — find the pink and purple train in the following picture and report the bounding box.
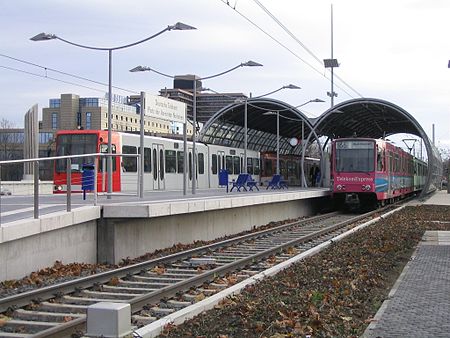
[331,137,427,209]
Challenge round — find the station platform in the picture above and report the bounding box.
[422,189,450,206]
[363,191,450,337]
[0,187,331,281]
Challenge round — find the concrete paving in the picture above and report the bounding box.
[363,192,450,337]
[423,189,450,206]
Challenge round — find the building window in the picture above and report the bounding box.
[49,99,60,108]
[51,113,58,129]
[86,112,92,129]
[77,112,82,128]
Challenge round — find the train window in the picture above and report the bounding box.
[122,145,137,172]
[165,150,177,173]
[247,158,253,175]
[198,153,205,174]
[98,143,117,172]
[226,155,233,174]
[388,152,393,172]
[287,160,296,178]
[56,134,98,172]
[264,159,273,177]
[177,151,184,174]
[233,156,240,174]
[144,147,151,173]
[253,158,260,175]
[280,160,287,178]
[188,152,192,180]
[153,149,157,180]
[335,141,374,172]
[137,147,151,173]
[377,148,384,171]
[160,149,164,180]
[212,154,218,175]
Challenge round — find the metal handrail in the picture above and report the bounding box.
[0,153,140,225]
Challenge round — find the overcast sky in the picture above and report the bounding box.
[1,0,449,154]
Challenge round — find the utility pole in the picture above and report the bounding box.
[324,4,339,108]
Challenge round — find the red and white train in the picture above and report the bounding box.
[331,137,427,209]
[53,130,319,193]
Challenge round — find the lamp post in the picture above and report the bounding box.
[324,4,339,108]
[31,22,196,198]
[263,98,325,182]
[131,60,263,194]
[243,85,300,172]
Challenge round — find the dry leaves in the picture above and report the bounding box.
[157,205,450,337]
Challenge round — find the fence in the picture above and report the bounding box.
[0,153,140,224]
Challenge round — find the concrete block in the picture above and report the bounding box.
[170,201,190,215]
[204,198,221,210]
[104,205,150,218]
[2,219,41,242]
[218,198,232,209]
[188,200,206,213]
[231,197,246,208]
[40,211,74,233]
[149,203,171,217]
[86,302,131,338]
[72,206,101,224]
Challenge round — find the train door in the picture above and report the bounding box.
[152,143,165,190]
[387,151,392,196]
[217,151,225,173]
[211,150,225,187]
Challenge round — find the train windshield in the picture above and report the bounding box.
[56,134,97,172]
[335,140,374,172]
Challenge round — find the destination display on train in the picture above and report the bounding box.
[336,140,374,149]
[144,93,187,124]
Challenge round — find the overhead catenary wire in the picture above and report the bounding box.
[219,0,360,99]
[0,64,108,93]
[252,0,363,98]
[0,53,138,94]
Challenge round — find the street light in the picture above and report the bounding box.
[131,60,263,194]
[263,98,325,180]
[324,4,339,108]
[239,84,301,172]
[31,22,196,198]
[296,98,325,109]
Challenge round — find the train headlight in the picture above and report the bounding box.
[362,184,371,191]
[336,184,345,191]
[55,185,62,192]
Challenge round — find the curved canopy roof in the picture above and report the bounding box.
[198,97,441,194]
[314,98,425,139]
[199,97,315,155]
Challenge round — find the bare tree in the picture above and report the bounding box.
[0,118,17,161]
[0,118,23,180]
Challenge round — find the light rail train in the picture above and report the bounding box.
[53,130,319,193]
[331,137,427,209]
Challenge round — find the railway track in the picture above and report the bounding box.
[0,208,397,338]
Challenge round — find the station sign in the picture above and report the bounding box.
[336,140,373,150]
[144,93,186,124]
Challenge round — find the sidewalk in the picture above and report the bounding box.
[423,189,450,206]
[363,231,450,337]
[363,191,450,337]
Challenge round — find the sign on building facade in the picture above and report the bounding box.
[144,93,186,124]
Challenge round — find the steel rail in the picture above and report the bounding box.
[0,208,394,337]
